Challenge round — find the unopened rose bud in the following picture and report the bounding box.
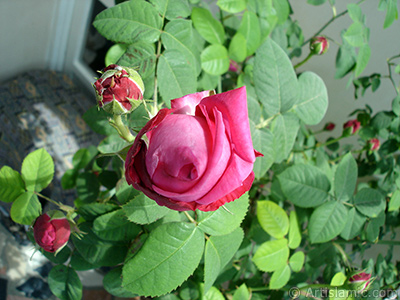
[310,36,329,55]
[94,64,144,115]
[343,119,361,135]
[324,122,336,131]
[33,210,71,254]
[368,138,380,151]
[229,60,239,73]
[347,271,374,293]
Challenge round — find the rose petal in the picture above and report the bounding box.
[171,90,211,115]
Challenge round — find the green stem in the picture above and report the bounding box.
[387,57,400,95]
[335,239,400,246]
[333,242,352,269]
[294,52,314,69]
[111,114,135,143]
[183,211,197,224]
[34,192,61,207]
[217,76,222,94]
[153,39,162,116]
[302,0,367,46]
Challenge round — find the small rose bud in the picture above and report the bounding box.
[33,210,71,253]
[310,36,329,55]
[347,271,374,293]
[94,64,144,115]
[343,119,361,135]
[324,122,336,131]
[229,60,239,73]
[368,138,380,151]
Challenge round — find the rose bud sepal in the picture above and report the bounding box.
[310,36,329,55]
[345,270,374,293]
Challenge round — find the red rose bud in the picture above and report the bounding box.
[94,64,144,115]
[368,138,380,151]
[324,122,335,131]
[33,210,71,253]
[310,36,329,55]
[343,119,361,135]
[229,60,239,73]
[347,272,374,293]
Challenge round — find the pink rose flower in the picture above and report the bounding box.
[343,119,361,135]
[125,87,262,212]
[368,138,380,151]
[33,211,71,253]
[94,64,144,114]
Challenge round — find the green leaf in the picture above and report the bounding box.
[70,251,97,271]
[335,42,356,79]
[257,200,289,239]
[98,134,130,155]
[93,0,163,44]
[250,126,275,179]
[117,42,156,78]
[253,238,289,272]
[288,210,301,249]
[204,228,244,293]
[289,251,304,272]
[294,72,328,125]
[72,223,129,267]
[334,153,357,201]
[271,112,300,162]
[228,33,247,63]
[343,22,366,47]
[217,0,246,13]
[269,264,291,289]
[122,193,170,225]
[162,20,201,75]
[383,0,398,28]
[201,286,225,300]
[278,164,331,208]
[103,267,138,298]
[122,222,204,297]
[339,207,366,240]
[197,193,249,236]
[48,265,82,300]
[105,43,128,66]
[93,209,141,242]
[157,49,197,106]
[82,106,115,136]
[238,11,261,56]
[254,38,299,116]
[232,283,250,300]
[191,7,225,44]
[42,246,71,265]
[365,211,385,242]
[201,44,230,76]
[150,0,191,20]
[0,166,25,203]
[330,272,347,286]
[77,203,118,221]
[347,3,363,22]
[389,190,400,211]
[10,192,41,225]
[308,201,348,243]
[21,148,54,192]
[355,44,371,77]
[272,0,290,25]
[354,188,386,217]
[76,172,100,203]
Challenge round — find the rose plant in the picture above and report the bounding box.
[1,0,400,299]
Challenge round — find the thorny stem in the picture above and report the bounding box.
[333,242,352,269]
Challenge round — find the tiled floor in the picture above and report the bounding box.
[0,222,142,300]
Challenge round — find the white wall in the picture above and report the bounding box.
[291,1,400,136]
[0,0,94,88]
